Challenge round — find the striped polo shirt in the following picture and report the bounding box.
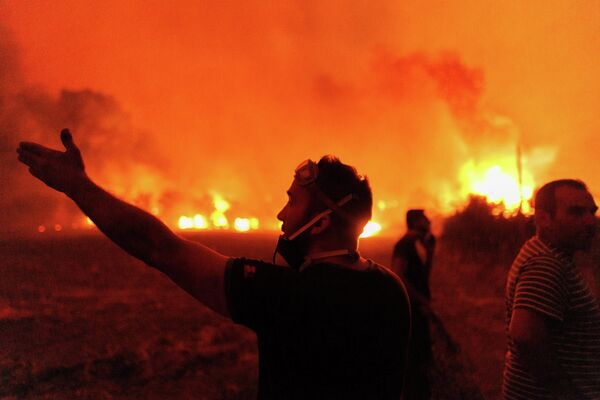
[503,236,600,400]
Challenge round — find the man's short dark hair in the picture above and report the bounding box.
[406,209,426,229]
[534,179,588,216]
[312,155,373,237]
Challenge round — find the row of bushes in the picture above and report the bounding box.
[441,196,535,261]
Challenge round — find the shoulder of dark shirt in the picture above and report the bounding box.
[231,257,406,288]
[306,261,408,292]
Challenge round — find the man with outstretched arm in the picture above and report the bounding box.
[503,179,600,399]
[17,129,411,400]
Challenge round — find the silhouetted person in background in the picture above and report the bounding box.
[504,179,600,399]
[17,129,411,400]
[392,209,436,400]
[393,210,435,300]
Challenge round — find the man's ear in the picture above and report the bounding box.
[310,215,331,235]
[535,209,552,229]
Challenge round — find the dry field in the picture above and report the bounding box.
[1,232,596,399]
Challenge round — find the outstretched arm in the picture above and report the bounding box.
[17,129,229,317]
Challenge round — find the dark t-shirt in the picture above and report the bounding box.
[225,258,411,400]
[392,235,432,300]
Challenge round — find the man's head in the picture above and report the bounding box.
[534,179,598,253]
[277,155,373,244]
[406,209,431,237]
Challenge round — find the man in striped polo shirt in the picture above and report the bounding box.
[504,179,600,399]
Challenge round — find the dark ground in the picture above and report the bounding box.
[1,232,596,399]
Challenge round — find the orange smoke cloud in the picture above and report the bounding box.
[2,2,599,237]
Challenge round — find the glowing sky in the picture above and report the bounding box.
[1,1,599,236]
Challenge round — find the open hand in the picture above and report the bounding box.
[17,129,87,196]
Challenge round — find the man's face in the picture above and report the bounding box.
[415,216,431,236]
[544,186,598,252]
[277,179,313,238]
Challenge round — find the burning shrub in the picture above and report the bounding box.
[441,195,534,261]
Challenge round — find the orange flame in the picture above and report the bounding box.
[177,193,262,232]
[460,161,533,214]
[233,217,260,232]
[360,221,382,238]
[210,194,230,229]
[449,146,556,215]
[178,214,209,230]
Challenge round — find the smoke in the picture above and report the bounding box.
[3,1,598,237]
[0,90,163,235]
[0,29,172,236]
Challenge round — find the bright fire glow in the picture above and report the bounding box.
[234,217,260,232]
[459,158,534,215]
[178,214,209,230]
[193,214,209,229]
[178,194,264,232]
[470,166,533,212]
[210,194,230,228]
[360,221,382,238]
[178,216,193,229]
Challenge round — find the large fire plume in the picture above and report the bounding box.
[2,2,599,239]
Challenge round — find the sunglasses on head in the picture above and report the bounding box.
[294,159,319,187]
[292,159,355,222]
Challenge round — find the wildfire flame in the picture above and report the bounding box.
[459,161,533,215]
[233,217,260,232]
[211,195,230,228]
[177,194,261,233]
[35,146,556,236]
[178,214,209,230]
[453,146,555,215]
[360,221,382,238]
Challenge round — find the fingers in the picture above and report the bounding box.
[16,146,43,167]
[60,128,84,169]
[61,129,79,152]
[18,141,55,156]
[17,141,61,169]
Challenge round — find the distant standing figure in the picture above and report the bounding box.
[392,209,436,400]
[392,209,436,300]
[504,179,600,399]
